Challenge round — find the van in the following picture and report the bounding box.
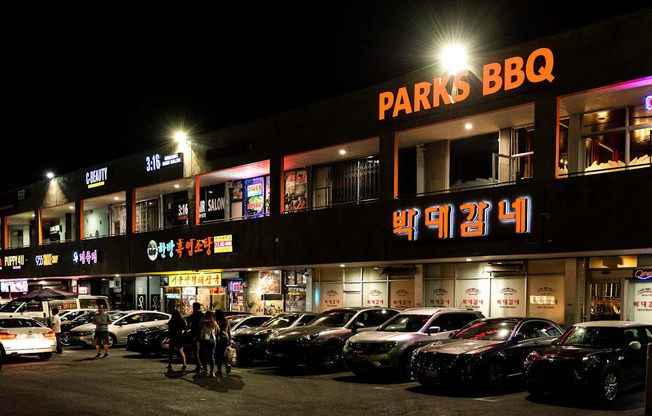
[0,295,110,322]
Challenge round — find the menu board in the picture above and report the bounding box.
[456,279,490,317]
[528,276,564,324]
[259,271,281,294]
[284,169,307,212]
[424,280,455,308]
[490,278,526,317]
[244,176,267,217]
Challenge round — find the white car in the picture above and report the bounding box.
[0,317,57,360]
[68,310,171,347]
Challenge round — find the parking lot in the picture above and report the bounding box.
[0,347,646,416]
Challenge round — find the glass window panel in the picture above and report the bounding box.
[582,108,626,134]
[585,132,626,172]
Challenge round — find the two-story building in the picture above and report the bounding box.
[1,9,652,328]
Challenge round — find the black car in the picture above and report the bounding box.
[524,320,651,401]
[411,317,563,392]
[231,312,318,365]
[126,325,171,356]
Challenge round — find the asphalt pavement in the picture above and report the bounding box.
[0,347,646,416]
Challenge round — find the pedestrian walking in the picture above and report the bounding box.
[167,310,187,372]
[186,302,204,372]
[214,310,232,375]
[50,307,62,354]
[92,304,112,358]
[196,310,218,377]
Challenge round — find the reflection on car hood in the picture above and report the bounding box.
[349,330,452,343]
[70,323,98,332]
[536,345,605,359]
[235,326,277,337]
[273,326,341,340]
[418,339,504,355]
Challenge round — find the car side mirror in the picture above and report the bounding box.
[629,341,642,351]
[351,321,364,332]
[550,337,559,346]
[512,333,525,343]
[427,326,441,335]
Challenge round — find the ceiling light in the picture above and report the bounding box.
[465,123,473,130]
[339,149,346,155]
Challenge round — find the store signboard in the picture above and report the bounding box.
[259,271,281,294]
[630,282,652,324]
[0,279,28,293]
[321,283,343,310]
[634,269,652,280]
[73,250,99,265]
[392,196,530,242]
[85,167,108,189]
[646,95,652,111]
[168,273,222,288]
[490,278,526,318]
[364,281,387,307]
[4,255,25,269]
[35,253,60,267]
[528,276,564,323]
[145,152,183,172]
[379,47,555,121]
[390,280,414,309]
[148,235,234,261]
[425,280,455,308]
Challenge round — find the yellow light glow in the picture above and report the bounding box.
[442,45,468,74]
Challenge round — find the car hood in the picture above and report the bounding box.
[235,326,280,337]
[418,338,505,355]
[535,345,607,360]
[272,326,343,341]
[70,323,97,332]
[349,330,453,343]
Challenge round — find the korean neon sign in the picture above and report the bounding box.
[148,235,234,261]
[393,197,530,241]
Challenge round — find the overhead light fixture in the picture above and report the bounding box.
[46,172,55,179]
[339,149,346,155]
[465,123,473,130]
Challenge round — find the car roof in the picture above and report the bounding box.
[399,307,480,315]
[573,320,648,328]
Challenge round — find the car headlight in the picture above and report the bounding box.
[75,330,94,336]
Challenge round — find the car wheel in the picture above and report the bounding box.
[400,348,418,381]
[486,360,506,393]
[321,344,344,370]
[38,352,53,360]
[108,334,117,348]
[602,369,620,401]
[60,333,71,346]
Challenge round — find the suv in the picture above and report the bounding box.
[343,307,483,378]
[266,307,399,370]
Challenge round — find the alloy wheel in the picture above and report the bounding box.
[603,371,619,401]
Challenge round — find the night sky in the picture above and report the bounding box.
[1,1,649,191]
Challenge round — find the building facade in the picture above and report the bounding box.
[1,9,652,328]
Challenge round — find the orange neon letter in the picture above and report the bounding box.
[526,47,555,83]
[414,82,432,113]
[453,70,470,102]
[482,62,503,96]
[379,91,394,120]
[504,56,525,91]
[392,87,413,118]
[432,75,453,107]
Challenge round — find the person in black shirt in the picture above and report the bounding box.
[167,310,187,372]
[186,302,204,372]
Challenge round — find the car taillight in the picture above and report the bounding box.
[42,331,56,338]
[0,332,17,340]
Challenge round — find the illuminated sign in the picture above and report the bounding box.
[646,95,652,111]
[85,167,108,188]
[146,153,183,172]
[73,250,98,265]
[0,279,28,293]
[393,197,530,242]
[4,255,25,269]
[634,269,652,280]
[35,254,60,267]
[148,235,233,261]
[214,235,233,253]
[168,273,222,288]
[379,48,555,120]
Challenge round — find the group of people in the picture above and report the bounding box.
[167,302,232,377]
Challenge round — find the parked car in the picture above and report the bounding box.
[60,310,111,346]
[232,312,318,365]
[266,307,399,370]
[68,310,170,347]
[127,324,170,356]
[344,308,483,378]
[0,317,57,360]
[524,320,651,401]
[227,314,272,332]
[411,317,563,392]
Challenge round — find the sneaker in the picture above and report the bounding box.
[94,353,101,358]
[209,372,216,378]
[181,365,187,371]
[103,353,109,358]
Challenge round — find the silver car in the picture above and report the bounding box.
[68,310,171,347]
[343,307,483,378]
[266,307,399,370]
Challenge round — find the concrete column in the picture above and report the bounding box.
[498,128,512,182]
[379,132,398,201]
[533,97,560,181]
[414,264,424,307]
[424,140,450,193]
[269,156,284,216]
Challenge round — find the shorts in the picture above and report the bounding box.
[94,331,110,345]
[169,336,184,349]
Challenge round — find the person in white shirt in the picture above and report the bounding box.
[50,308,62,354]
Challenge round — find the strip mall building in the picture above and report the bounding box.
[1,9,652,328]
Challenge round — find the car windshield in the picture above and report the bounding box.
[453,320,517,341]
[228,316,248,326]
[559,326,621,348]
[309,310,357,327]
[0,300,24,313]
[377,314,431,332]
[262,315,298,329]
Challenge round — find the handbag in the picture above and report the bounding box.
[224,346,237,366]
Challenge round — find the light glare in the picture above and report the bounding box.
[442,45,467,74]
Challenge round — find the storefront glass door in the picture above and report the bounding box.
[589,281,621,321]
